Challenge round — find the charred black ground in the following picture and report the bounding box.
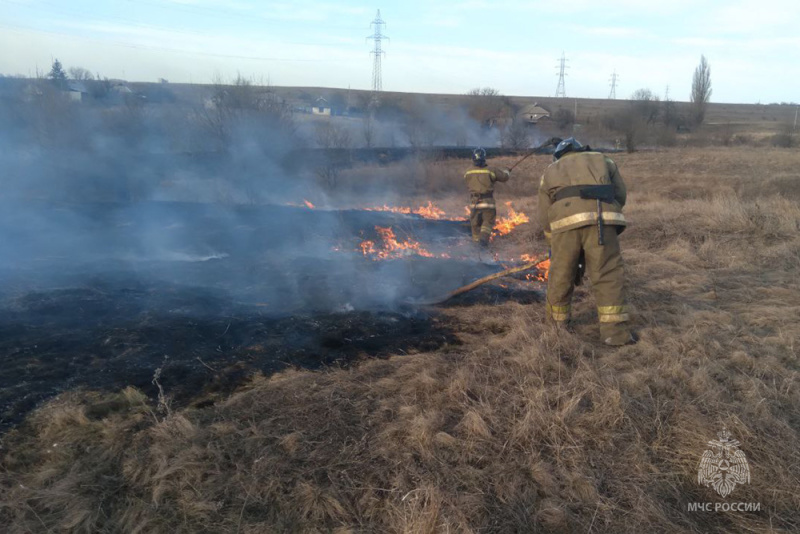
[0,281,466,433]
[0,202,542,433]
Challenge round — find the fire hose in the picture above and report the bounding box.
[507,137,564,171]
[407,258,549,306]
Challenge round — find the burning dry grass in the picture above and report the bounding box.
[2,147,800,532]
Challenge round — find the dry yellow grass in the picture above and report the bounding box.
[1,147,800,532]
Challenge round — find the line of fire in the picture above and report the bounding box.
[0,150,550,434]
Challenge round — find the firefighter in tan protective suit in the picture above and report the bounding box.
[538,138,634,346]
[465,148,510,248]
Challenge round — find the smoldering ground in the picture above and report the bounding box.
[3,146,799,533]
[0,80,542,432]
[0,82,498,306]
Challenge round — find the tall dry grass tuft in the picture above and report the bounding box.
[1,147,799,532]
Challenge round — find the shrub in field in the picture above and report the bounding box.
[654,124,678,147]
[770,132,796,148]
[732,133,756,146]
[552,107,575,131]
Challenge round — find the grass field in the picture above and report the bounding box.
[2,146,800,532]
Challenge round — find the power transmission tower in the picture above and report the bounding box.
[555,52,568,98]
[608,70,618,99]
[367,10,388,95]
[665,84,670,100]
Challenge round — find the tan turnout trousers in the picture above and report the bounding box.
[469,207,496,245]
[465,165,509,247]
[546,225,631,344]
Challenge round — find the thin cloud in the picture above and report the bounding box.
[571,26,647,38]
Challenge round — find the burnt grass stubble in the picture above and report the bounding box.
[2,148,799,532]
[0,282,462,434]
[0,201,535,434]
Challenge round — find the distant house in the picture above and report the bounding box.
[312,97,331,116]
[108,79,132,94]
[204,88,284,110]
[67,81,88,102]
[518,103,551,124]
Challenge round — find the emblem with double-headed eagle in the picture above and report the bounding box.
[698,428,750,497]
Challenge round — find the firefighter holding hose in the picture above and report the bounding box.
[538,137,634,346]
[465,148,510,248]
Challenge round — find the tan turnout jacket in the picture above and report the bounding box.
[464,166,510,209]
[538,151,627,240]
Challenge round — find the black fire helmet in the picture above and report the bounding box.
[472,147,487,166]
[553,137,583,161]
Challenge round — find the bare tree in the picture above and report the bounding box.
[314,120,352,189]
[466,87,500,97]
[466,87,511,127]
[68,67,94,81]
[601,108,642,153]
[630,88,660,124]
[501,119,531,149]
[197,73,293,150]
[661,97,680,128]
[402,108,442,148]
[315,120,352,149]
[691,55,712,126]
[362,113,375,148]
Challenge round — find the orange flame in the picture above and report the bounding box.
[520,257,550,282]
[493,202,530,236]
[415,201,447,219]
[359,226,440,260]
[364,202,463,220]
[303,199,315,209]
[359,240,376,256]
[536,258,550,280]
[518,254,550,281]
[365,205,412,215]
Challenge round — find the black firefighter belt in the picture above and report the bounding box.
[553,184,616,245]
[470,193,495,210]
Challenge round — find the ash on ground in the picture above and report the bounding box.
[0,201,541,433]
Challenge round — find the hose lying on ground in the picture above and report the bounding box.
[407,258,548,306]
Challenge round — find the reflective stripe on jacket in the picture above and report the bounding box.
[465,166,510,208]
[537,151,627,236]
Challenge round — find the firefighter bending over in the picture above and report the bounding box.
[465,148,510,248]
[538,137,634,346]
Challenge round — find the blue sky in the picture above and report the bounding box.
[1,0,798,103]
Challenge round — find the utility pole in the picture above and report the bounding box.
[794,106,798,131]
[367,10,388,98]
[608,70,618,99]
[555,52,568,98]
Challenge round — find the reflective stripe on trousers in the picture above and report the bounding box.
[597,305,629,323]
[547,303,571,321]
[546,225,628,327]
